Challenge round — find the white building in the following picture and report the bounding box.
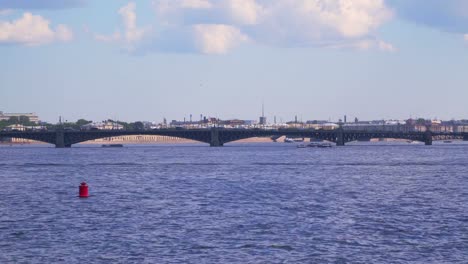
[3,124,45,131]
[0,111,39,123]
[81,121,124,130]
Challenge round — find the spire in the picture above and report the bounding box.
[262,101,264,117]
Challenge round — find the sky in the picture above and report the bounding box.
[1,0,468,123]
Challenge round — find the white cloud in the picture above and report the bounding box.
[154,0,212,12]
[161,0,393,51]
[377,39,395,52]
[464,34,468,42]
[0,9,13,16]
[118,2,146,44]
[220,0,263,25]
[56,24,73,42]
[94,32,121,43]
[94,2,149,50]
[253,0,392,46]
[193,24,248,54]
[99,0,394,54]
[328,38,395,52]
[0,12,73,45]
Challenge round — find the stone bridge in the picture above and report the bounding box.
[1,128,466,148]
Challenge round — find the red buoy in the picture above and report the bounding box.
[79,182,89,198]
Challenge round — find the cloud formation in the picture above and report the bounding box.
[193,24,248,54]
[99,0,394,54]
[0,12,73,45]
[0,9,12,16]
[94,2,149,51]
[0,0,85,10]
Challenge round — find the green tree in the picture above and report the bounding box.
[132,121,144,130]
[6,116,34,126]
[112,120,131,130]
[0,120,9,129]
[19,116,30,124]
[416,118,426,125]
[76,119,92,126]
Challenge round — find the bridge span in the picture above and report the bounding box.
[1,128,467,148]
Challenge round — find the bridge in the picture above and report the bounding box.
[1,127,467,148]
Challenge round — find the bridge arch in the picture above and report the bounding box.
[0,132,56,145]
[218,130,339,145]
[342,131,431,145]
[64,130,213,146]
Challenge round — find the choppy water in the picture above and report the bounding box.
[1,142,468,263]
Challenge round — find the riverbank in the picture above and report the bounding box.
[0,136,274,145]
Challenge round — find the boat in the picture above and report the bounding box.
[307,142,320,147]
[102,144,124,148]
[306,142,332,148]
[317,142,332,148]
[443,140,452,144]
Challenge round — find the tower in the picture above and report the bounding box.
[259,102,267,125]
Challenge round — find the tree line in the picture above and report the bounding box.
[0,116,147,130]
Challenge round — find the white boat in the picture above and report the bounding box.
[102,144,124,148]
[317,142,332,148]
[307,142,332,148]
[307,142,320,147]
[285,137,303,143]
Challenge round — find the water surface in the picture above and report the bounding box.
[1,142,468,263]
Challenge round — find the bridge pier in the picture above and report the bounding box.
[55,130,65,148]
[424,131,433,146]
[55,130,71,148]
[336,127,345,146]
[210,127,223,147]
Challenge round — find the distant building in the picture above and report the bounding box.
[321,123,340,130]
[0,111,39,123]
[81,121,124,130]
[243,120,257,126]
[454,121,468,133]
[3,124,45,131]
[343,120,405,132]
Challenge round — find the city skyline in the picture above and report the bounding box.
[1,0,468,122]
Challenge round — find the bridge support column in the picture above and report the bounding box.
[424,131,433,146]
[55,130,65,148]
[336,127,345,146]
[210,127,223,147]
[55,130,71,148]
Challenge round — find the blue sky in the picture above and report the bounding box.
[1,0,468,123]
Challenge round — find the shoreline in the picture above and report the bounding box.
[0,136,274,146]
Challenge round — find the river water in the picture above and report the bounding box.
[1,142,468,263]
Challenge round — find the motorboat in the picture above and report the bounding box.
[317,142,332,148]
[102,144,124,148]
[285,137,303,143]
[307,142,320,147]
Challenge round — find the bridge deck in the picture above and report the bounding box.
[1,128,466,148]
